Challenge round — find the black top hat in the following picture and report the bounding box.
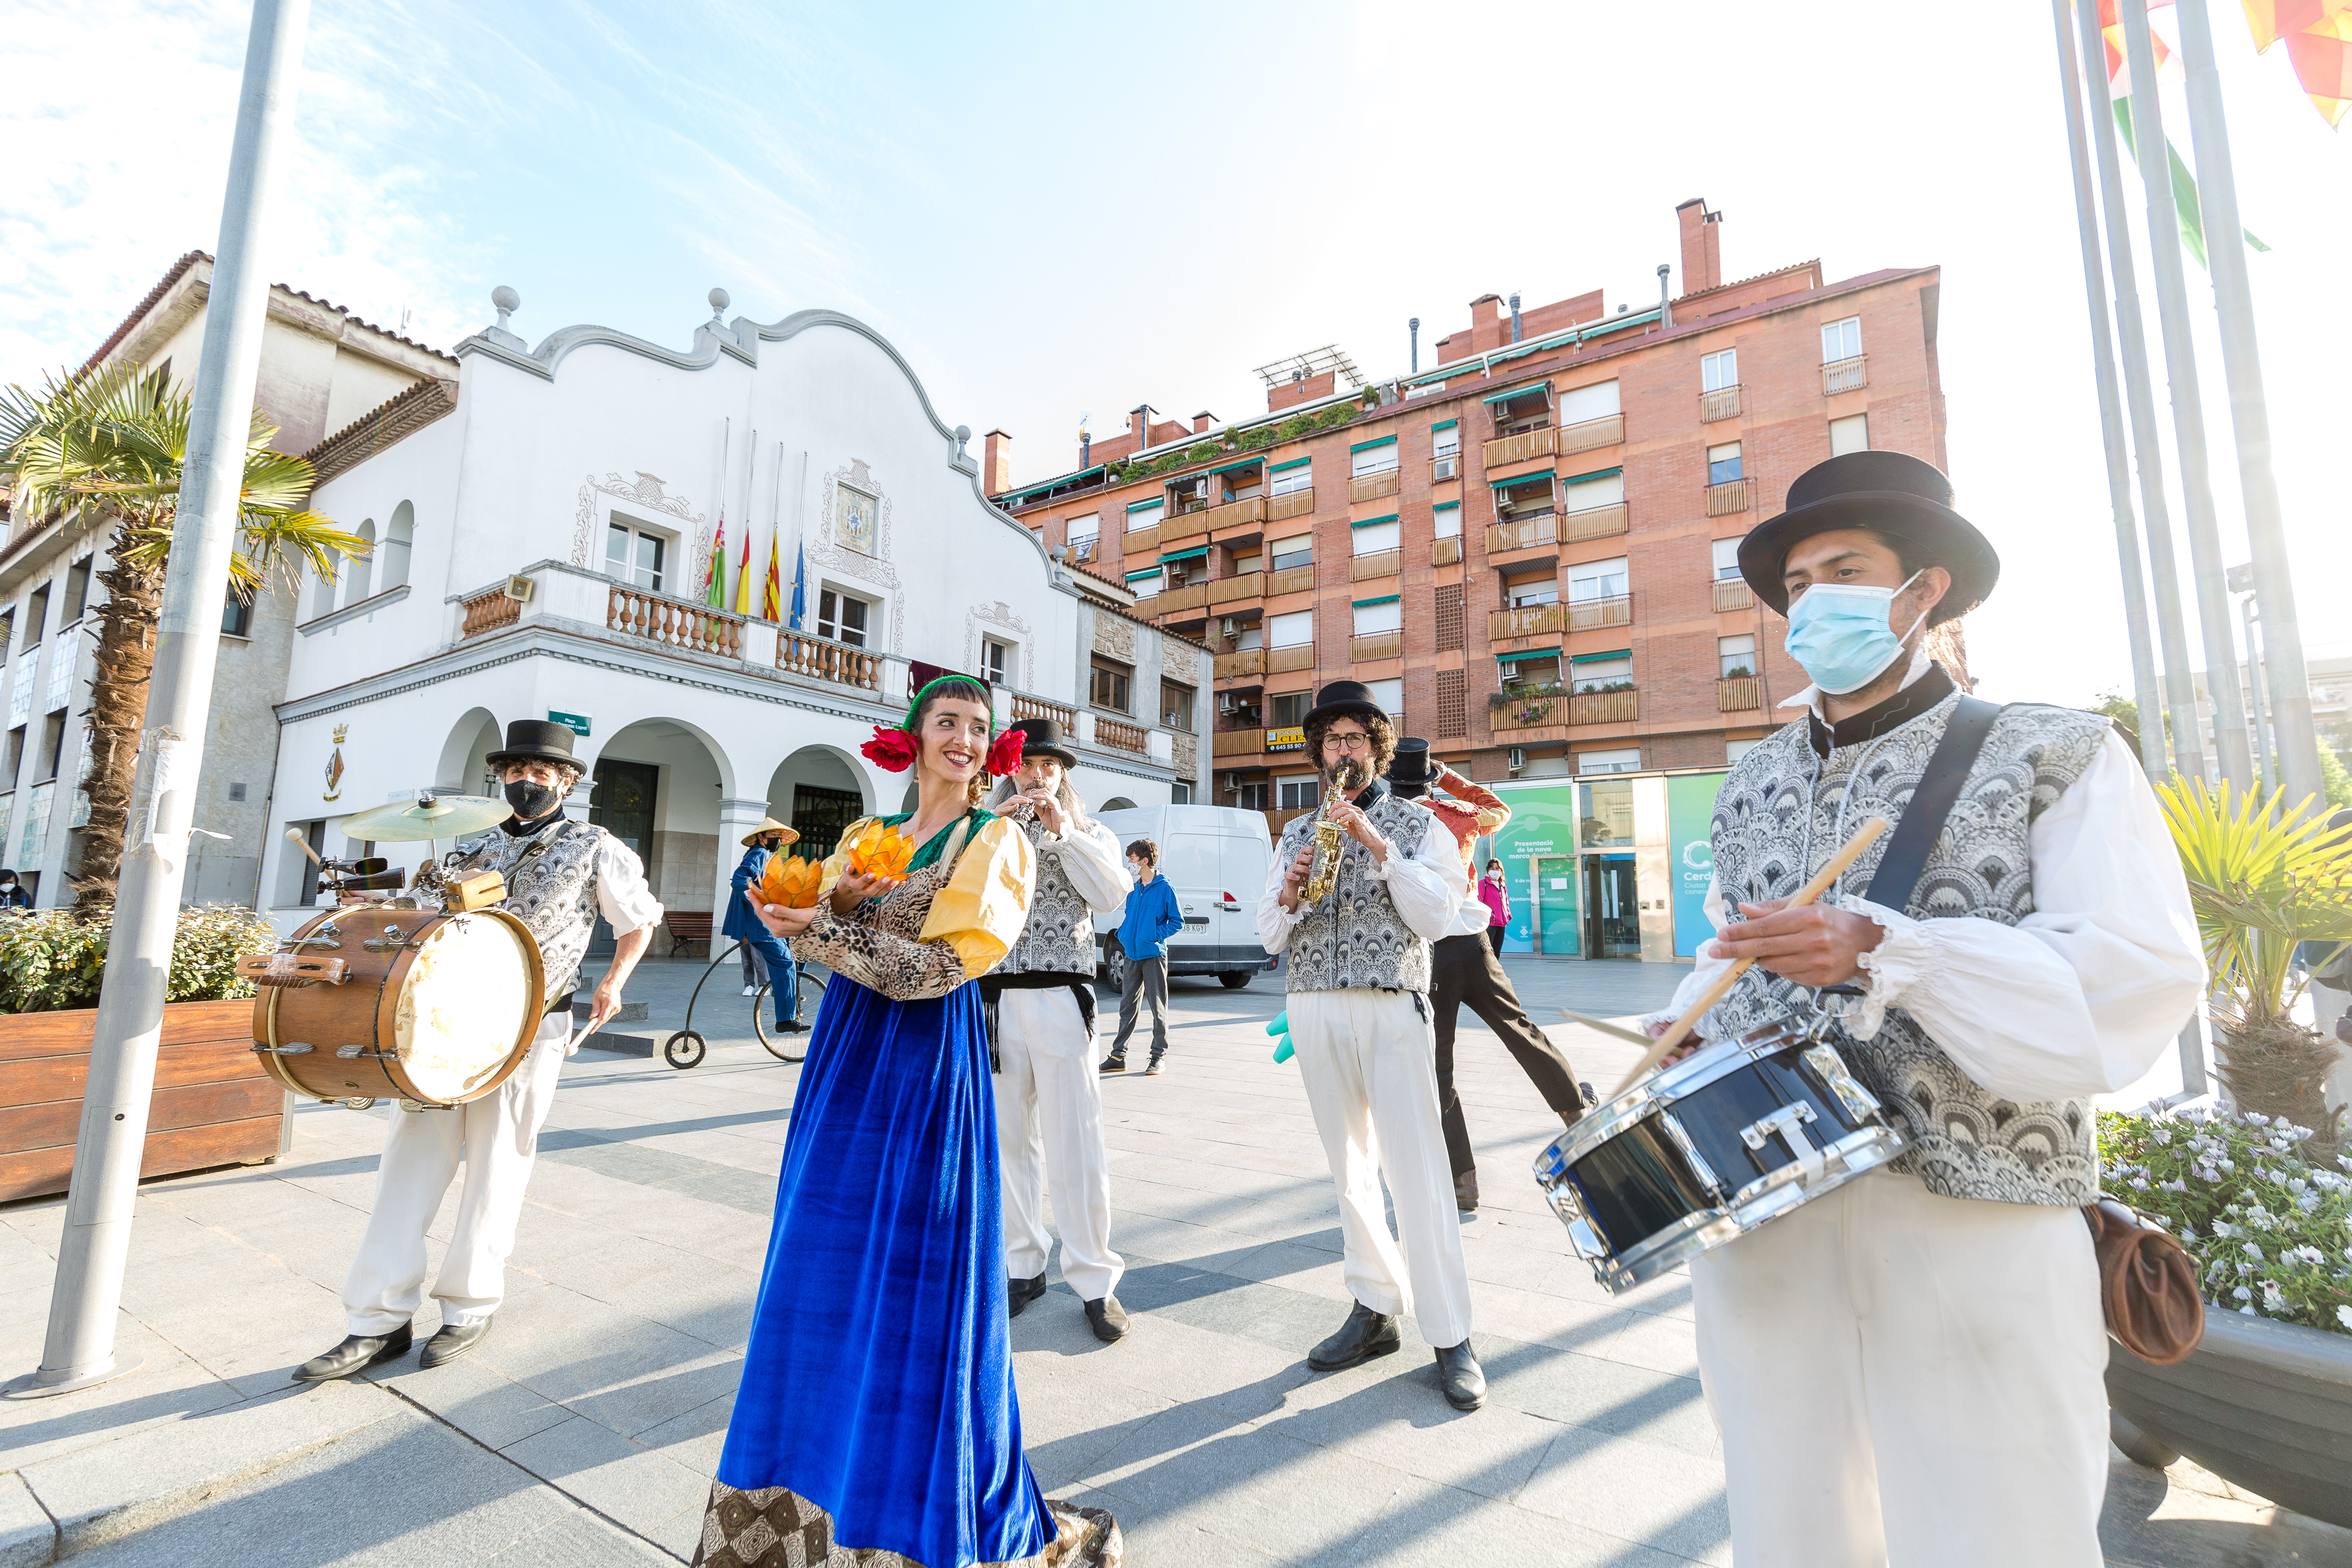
[1389,737,1433,798]
[1736,451,1998,627]
[484,719,583,771]
[1302,679,1388,731]
[1008,717,1077,768]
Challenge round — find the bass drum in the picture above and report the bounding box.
[253,907,547,1108]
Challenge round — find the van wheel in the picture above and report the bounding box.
[1098,938,1125,993]
[1218,971,1252,990]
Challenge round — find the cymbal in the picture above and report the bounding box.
[341,792,513,842]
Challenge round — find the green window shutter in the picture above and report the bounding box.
[1483,382,1550,406]
[1350,514,1399,529]
[1205,456,1262,477]
[1125,568,1163,582]
[1433,500,1461,512]
[1348,435,1399,454]
[1496,647,1561,663]
[1352,594,1401,608]
[1270,457,1312,473]
[1125,498,1164,513]
[1493,469,1555,489]
[1564,466,1623,486]
[1430,419,1458,432]
[1571,649,1632,664]
[1159,546,1209,563]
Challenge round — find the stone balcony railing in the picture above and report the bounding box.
[609,584,744,657]
[777,628,881,690]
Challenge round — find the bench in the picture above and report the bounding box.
[664,910,714,956]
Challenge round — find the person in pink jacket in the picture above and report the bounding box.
[1476,860,1508,958]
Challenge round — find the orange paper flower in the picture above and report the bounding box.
[756,853,824,909]
[844,820,918,880]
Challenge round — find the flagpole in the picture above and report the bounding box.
[2050,0,2167,780]
[2118,0,2254,791]
[2174,0,2325,813]
[2074,0,2209,783]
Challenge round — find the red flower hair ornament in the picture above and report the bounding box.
[985,727,1027,777]
[859,724,1027,777]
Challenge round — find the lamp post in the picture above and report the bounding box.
[15,0,311,1397]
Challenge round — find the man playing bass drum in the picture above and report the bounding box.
[1649,453,2201,1568]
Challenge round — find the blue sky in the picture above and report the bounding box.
[5,0,2348,710]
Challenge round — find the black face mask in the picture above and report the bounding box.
[505,779,564,821]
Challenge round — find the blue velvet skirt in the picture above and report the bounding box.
[715,974,1053,1568]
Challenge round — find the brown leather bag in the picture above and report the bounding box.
[2082,1198,2205,1365]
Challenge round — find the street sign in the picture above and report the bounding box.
[548,711,591,736]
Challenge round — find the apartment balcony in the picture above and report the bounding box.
[1482,425,1558,468]
[1010,691,1077,728]
[1214,649,1266,680]
[1350,549,1401,582]
[1096,715,1148,754]
[1567,594,1632,632]
[1431,455,1460,483]
[1155,581,1210,614]
[1432,536,1462,566]
[1267,488,1315,522]
[1121,525,1159,558]
[1267,644,1316,673]
[1350,629,1403,662]
[1700,385,1742,423]
[461,587,519,638]
[1486,514,1558,556]
[1570,688,1639,725]
[1713,578,1754,612]
[1561,502,1628,543]
[1490,692,1562,733]
[1822,355,1867,396]
[1559,413,1625,455]
[1200,495,1266,532]
[1212,728,1265,759]
[1489,604,1564,641]
[1267,564,1316,597]
[777,629,883,691]
[1158,517,1212,555]
[1705,479,1751,517]
[1207,571,1265,607]
[1719,675,1762,711]
[1349,469,1401,503]
[608,585,744,659]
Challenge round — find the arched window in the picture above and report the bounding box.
[383,501,413,590]
[345,520,375,606]
[310,550,340,619]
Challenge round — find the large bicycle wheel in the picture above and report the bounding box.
[753,969,828,1062]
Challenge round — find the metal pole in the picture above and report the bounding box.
[2075,0,2208,783]
[2119,0,2254,791]
[2175,0,2325,813]
[2051,0,2167,780]
[21,0,310,1396]
[2241,596,2272,786]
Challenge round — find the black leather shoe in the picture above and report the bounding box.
[1096,1055,1126,1075]
[1007,1273,1047,1318]
[292,1322,412,1383]
[1084,1296,1129,1342]
[1307,1301,1401,1371]
[421,1317,493,1369]
[1435,1340,1486,1411]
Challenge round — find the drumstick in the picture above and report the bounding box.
[1560,1009,1658,1049]
[284,827,325,867]
[1609,815,1889,1096]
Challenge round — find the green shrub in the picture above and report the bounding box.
[2099,1107,2352,1336]
[0,905,278,1013]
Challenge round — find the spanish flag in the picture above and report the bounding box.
[734,526,753,615]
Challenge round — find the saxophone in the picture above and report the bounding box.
[1300,762,1359,906]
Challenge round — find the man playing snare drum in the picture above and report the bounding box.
[1648,453,2201,1567]
[296,718,662,1381]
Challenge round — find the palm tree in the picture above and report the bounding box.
[0,362,368,914]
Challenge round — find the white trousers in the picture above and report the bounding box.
[343,1012,571,1335]
[1691,1170,2109,1568]
[1288,988,1474,1348]
[993,987,1124,1302]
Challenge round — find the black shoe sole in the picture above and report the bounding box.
[1307,1336,1402,1373]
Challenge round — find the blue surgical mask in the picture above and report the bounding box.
[1784,570,1926,696]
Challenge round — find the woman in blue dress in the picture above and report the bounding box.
[694,674,1121,1568]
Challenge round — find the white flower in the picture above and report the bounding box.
[2129,1177,2149,1191]
[2293,1245,2325,1266]
[2297,1193,2321,1214]
[2338,1305,2352,1330]
[2210,1220,2238,1239]
[2233,1285,2253,1301]
[2154,1126,2173,1146]
[2244,1242,2266,1261]
[2163,1179,2188,1194]
[2241,1304,2257,1315]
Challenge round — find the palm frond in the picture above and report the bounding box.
[2157,775,2352,1023]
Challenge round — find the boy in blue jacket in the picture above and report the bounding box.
[1100,838,1183,1075]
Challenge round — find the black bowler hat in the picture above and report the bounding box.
[1302,679,1388,730]
[1008,717,1077,768]
[485,719,582,771]
[1390,737,1433,799]
[1737,451,1999,626]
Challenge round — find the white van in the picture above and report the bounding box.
[1091,804,1272,991]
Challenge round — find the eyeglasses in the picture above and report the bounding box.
[1323,733,1373,753]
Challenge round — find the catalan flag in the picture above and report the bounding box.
[763,530,783,621]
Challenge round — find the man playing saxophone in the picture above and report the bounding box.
[1259,680,1482,1411]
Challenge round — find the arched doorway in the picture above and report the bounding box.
[588,718,730,957]
[436,708,502,799]
[766,746,871,860]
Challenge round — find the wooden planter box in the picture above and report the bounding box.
[0,999,291,1203]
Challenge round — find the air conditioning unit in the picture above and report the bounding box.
[1434,456,1458,481]
[1222,772,1241,791]
[1508,747,1526,773]
[1073,538,1096,562]
[1218,696,1237,714]
[1220,617,1240,637]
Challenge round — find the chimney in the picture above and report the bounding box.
[1192,410,1217,435]
[1468,292,1503,351]
[1079,425,1091,468]
[981,430,1013,494]
[1408,317,1419,374]
[1676,198,1723,294]
[1657,265,1674,330]
[1509,293,1523,343]
[1129,405,1152,448]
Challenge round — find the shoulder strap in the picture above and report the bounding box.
[1860,695,2002,912]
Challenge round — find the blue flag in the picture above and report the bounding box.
[788,544,806,630]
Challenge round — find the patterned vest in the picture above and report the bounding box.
[1706,694,2113,1206]
[1279,782,1437,995]
[455,818,608,1003]
[997,815,1102,978]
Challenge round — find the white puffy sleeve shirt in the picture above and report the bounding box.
[593,834,665,938]
[1648,728,2203,1103]
[1259,806,1468,953]
[1045,818,1133,917]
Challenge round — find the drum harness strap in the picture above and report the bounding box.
[458,820,588,1018]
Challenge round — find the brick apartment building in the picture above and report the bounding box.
[990,198,1949,824]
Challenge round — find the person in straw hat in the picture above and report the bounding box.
[726,814,804,1033]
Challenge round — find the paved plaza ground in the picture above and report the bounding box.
[0,953,2346,1566]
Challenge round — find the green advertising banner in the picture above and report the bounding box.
[1489,784,1579,955]
[1666,771,1728,958]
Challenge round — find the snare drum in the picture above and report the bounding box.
[1533,1016,1910,1293]
[252,907,547,1108]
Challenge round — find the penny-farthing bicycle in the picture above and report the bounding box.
[662,940,829,1069]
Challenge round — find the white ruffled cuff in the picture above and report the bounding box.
[1366,838,1403,880]
[1841,894,1927,1040]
